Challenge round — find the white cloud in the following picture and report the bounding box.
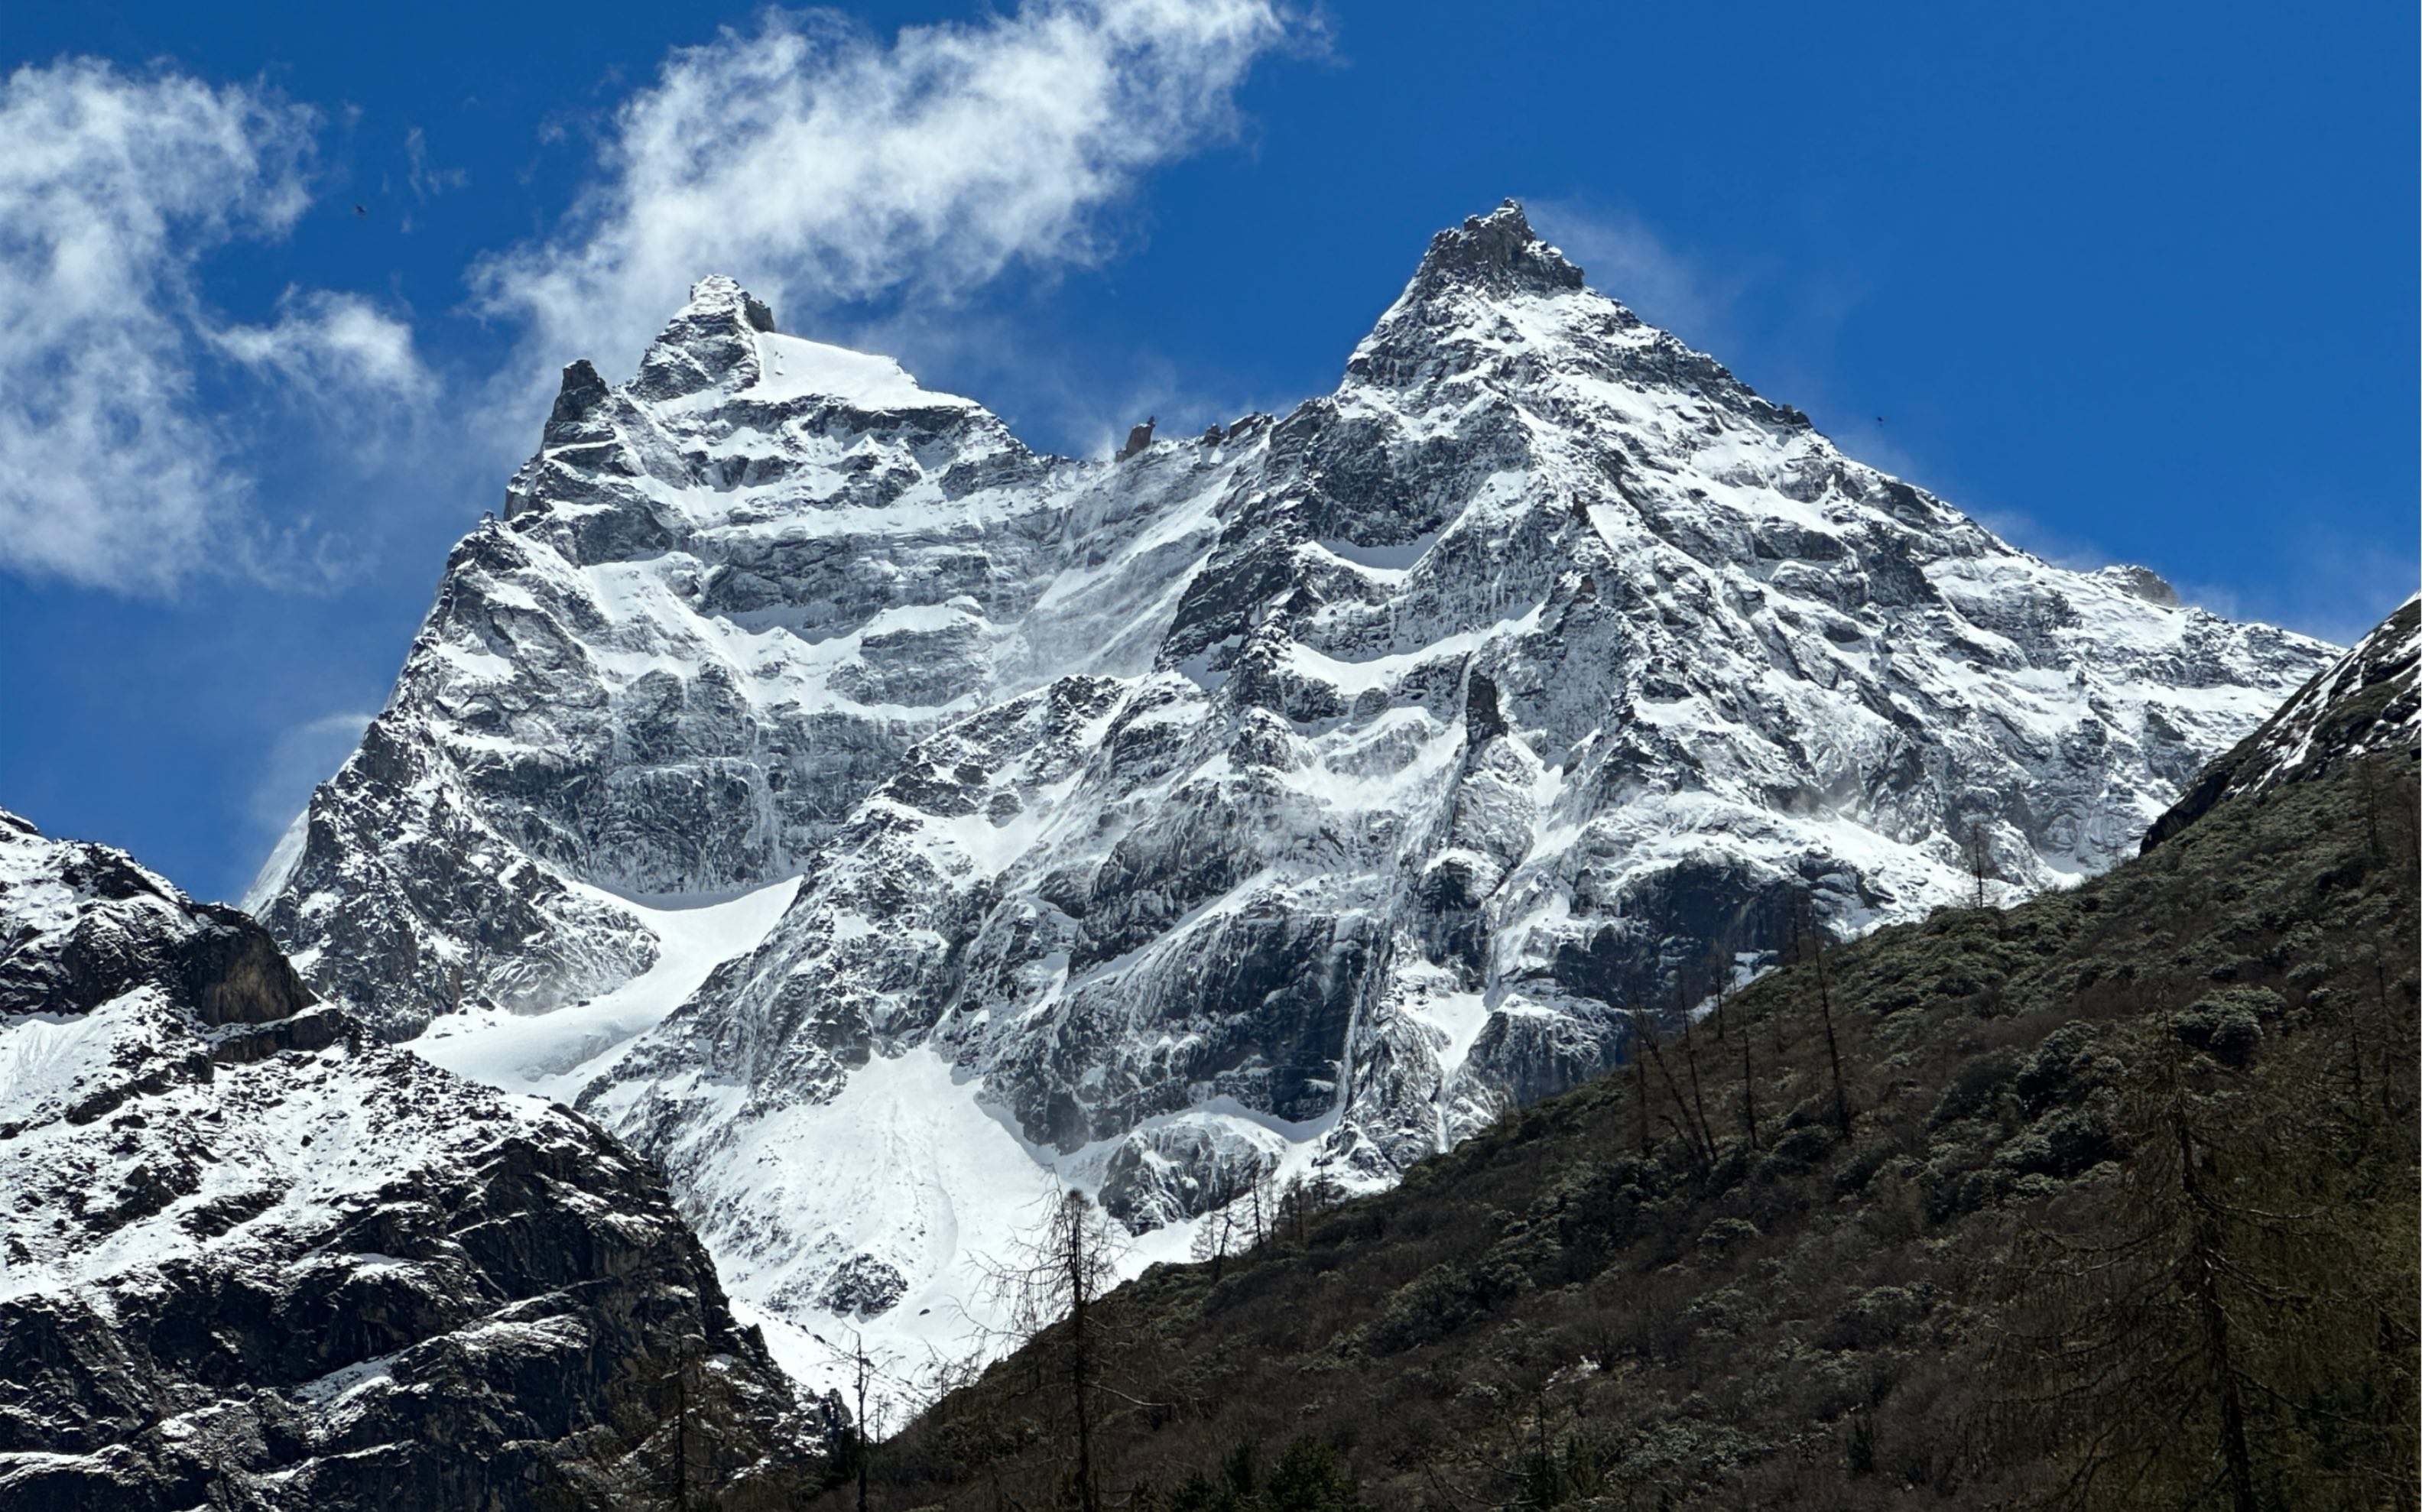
[211,289,433,407]
[474,0,1297,387]
[0,59,430,595]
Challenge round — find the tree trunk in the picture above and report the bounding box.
[1067,1209,1097,1512]
[1634,1031,1651,1159]
[1803,904,1852,1137]
[1677,984,1715,1158]
[1644,1037,1712,1169]
[2174,1113,2258,1512]
[853,1342,872,1512]
[669,1345,689,1512]
[1738,1017,1758,1151]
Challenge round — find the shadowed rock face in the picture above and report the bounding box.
[253,204,2331,1394]
[2144,594,2420,852]
[0,811,820,1510]
[0,816,310,1027]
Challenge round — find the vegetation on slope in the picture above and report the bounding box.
[833,745,2417,1511]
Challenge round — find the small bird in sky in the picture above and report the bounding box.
[1875,415,1887,425]
[352,204,368,217]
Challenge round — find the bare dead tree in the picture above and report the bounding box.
[1642,1033,1712,1171]
[846,1330,874,1512]
[1737,1014,1760,1152]
[1188,1168,1246,1281]
[1703,941,1731,1041]
[1796,891,1853,1137]
[1702,943,1759,1148]
[1632,1020,1653,1159]
[1246,1168,1278,1251]
[984,1189,1130,1512]
[2170,1105,2258,1512]
[1674,973,1716,1158]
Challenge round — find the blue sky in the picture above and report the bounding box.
[1,0,2414,903]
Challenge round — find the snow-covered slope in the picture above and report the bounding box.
[0,809,816,1508]
[245,276,1236,1039]
[258,203,2332,1399]
[2144,592,2418,850]
[409,877,800,1104]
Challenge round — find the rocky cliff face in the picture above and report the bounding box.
[2144,592,2418,850]
[254,203,2332,1395]
[0,810,817,1509]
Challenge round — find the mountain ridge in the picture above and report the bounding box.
[251,200,2333,1399]
[2143,591,2419,851]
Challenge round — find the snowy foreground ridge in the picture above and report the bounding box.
[250,203,2330,1400]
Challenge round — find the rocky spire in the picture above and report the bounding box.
[1346,200,1603,389]
[628,274,776,402]
[1407,200,1586,299]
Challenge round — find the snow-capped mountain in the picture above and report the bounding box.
[2144,592,2418,850]
[252,203,2331,1394]
[0,810,815,1507]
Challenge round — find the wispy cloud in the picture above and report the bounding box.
[239,707,375,903]
[404,125,468,202]
[1967,504,2115,575]
[1527,198,1743,352]
[473,0,1301,392]
[210,288,432,409]
[247,709,374,836]
[836,299,1288,459]
[2171,522,2410,647]
[1,6,1304,597]
[0,59,431,595]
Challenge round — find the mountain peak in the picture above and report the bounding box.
[628,274,776,401]
[1410,199,1586,298]
[621,274,979,415]
[686,272,778,334]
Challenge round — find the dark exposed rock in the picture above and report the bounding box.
[0,810,820,1509]
[1401,200,1587,300]
[817,1254,910,1318]
[2144,595,2418,851]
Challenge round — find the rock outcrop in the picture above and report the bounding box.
[2144,592,2419,850]
[0,810,818,1508]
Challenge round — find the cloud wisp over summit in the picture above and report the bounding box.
[475,0,1301,395]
